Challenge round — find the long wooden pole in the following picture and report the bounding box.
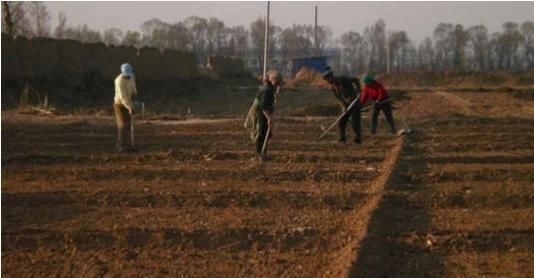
[261,1,271,155]
[261,125,271,154]
[314,5,318,53]
[130,114,135,148]
[263,1,270,80]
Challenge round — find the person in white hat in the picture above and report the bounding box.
[244,70,283,162]
[113,63,137,152]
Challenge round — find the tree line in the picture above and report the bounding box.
[3,2,534,73]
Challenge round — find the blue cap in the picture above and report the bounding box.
[121,63,133,77]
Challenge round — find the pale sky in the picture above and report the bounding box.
[46,1,534,43]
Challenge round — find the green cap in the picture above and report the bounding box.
[362,74,374,85]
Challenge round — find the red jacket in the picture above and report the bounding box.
[360,80,389,104]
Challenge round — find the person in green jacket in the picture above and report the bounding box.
[244,70,282,162]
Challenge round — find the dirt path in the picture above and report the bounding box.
[324,137,405,277]
[345,91,534,277]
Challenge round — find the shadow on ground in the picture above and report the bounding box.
[348,129,445,278]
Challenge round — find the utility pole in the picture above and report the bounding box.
[386,31,390,74]
[314,5,318,54]
[263,1,270,81]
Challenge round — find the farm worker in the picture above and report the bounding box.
[244,70,282,162]
[114,63,137,152]
[322,67,362,144]
[360,73,396,135]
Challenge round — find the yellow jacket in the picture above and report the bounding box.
[114,74,137,110]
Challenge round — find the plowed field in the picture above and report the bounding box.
[2,90,533,277]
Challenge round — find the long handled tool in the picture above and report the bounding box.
[360,97,394,112]
[317,95,359,141]
[261,125,271,154]
[261,85,279,155]
[130,112,135,148]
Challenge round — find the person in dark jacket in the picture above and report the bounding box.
[323,67,362,144]
[360,74,396,135]
[253,70,282,161]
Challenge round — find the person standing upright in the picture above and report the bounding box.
[244,70,282,162]
[114,63,137,152]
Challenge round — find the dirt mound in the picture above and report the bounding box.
[285,67,329,89]
[378,72,534,89]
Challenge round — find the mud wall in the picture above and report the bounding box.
[209,55,246,78]
[1,35,248,109]
[1,34,200,85]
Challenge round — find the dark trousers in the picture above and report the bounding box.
[114,103,132,148]
[371,102,396,134]
[338,105,361,142]
[256,114,272,154]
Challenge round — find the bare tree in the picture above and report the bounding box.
[2,1,15,36]
[433,23,454,70]
[206,17,226,54]
[417,37,434,71]
[467,25,488,71]
[488,32,504,71]
[404,42,418,71]
[79,24,101,43]
[340,31,367,73]
[103,28,123,46]
[500,22,524,70]
[314,25,333,55]
[54,12,67,38]
[250,17,280,69]
[451,24,469,71]
[388,31,410,72]
[226,25,248,56]
[122,30,142,48]
[2,2,32,37]
[364,19,386,72]
[184,16,208,61]
[168,22,190,51]
[520,21,534,69]
[279,24,314,59]
[140,18,170,50]
[28,1,51,37]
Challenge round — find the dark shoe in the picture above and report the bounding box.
[353,138,362,144]
[337,137,346,144]
[258,153,268,162]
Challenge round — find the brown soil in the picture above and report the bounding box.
[2,88,534,277]
[378,71,534,89]
[348,93,534,277]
